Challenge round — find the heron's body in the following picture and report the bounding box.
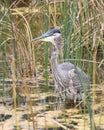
[51,47,89,102]
[31,28,90,103]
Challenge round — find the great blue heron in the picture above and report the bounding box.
[30,28,90,103]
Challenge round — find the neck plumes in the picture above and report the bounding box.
[50,37,62,75]
[50,47,59,83]
[51,47,59,68]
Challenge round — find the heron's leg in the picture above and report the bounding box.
[74,95,77,105]
[54,82,58,93]
[54,83,64,109]
[75,93,85,108]
[54,82,59,108]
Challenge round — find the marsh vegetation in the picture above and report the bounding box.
[0,0,104,130]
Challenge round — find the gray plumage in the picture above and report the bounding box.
[31,28,90,103]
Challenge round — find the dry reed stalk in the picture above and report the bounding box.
[92,31,98,130]
[10,55,18,130]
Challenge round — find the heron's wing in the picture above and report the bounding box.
[69,67,89,88]
[58,62,90,89]
[57,62,90,100]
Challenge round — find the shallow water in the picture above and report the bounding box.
[0,89,104,130]
[0,67,104,130]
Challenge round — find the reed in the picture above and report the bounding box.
[0,0,104,130]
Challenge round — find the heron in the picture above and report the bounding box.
[30,28,90,104]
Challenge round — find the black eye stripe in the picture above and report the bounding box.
[47,28,61,35]
[53,29,61,33]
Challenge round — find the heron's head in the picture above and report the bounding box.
[30,28,62,50]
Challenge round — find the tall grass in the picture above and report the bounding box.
[0,0,104,130]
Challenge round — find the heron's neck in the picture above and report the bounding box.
[50,37,62,74]
[51,47,59,72]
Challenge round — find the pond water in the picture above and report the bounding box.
[0,66,104,130]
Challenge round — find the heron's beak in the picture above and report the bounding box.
[30,31,52,43]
